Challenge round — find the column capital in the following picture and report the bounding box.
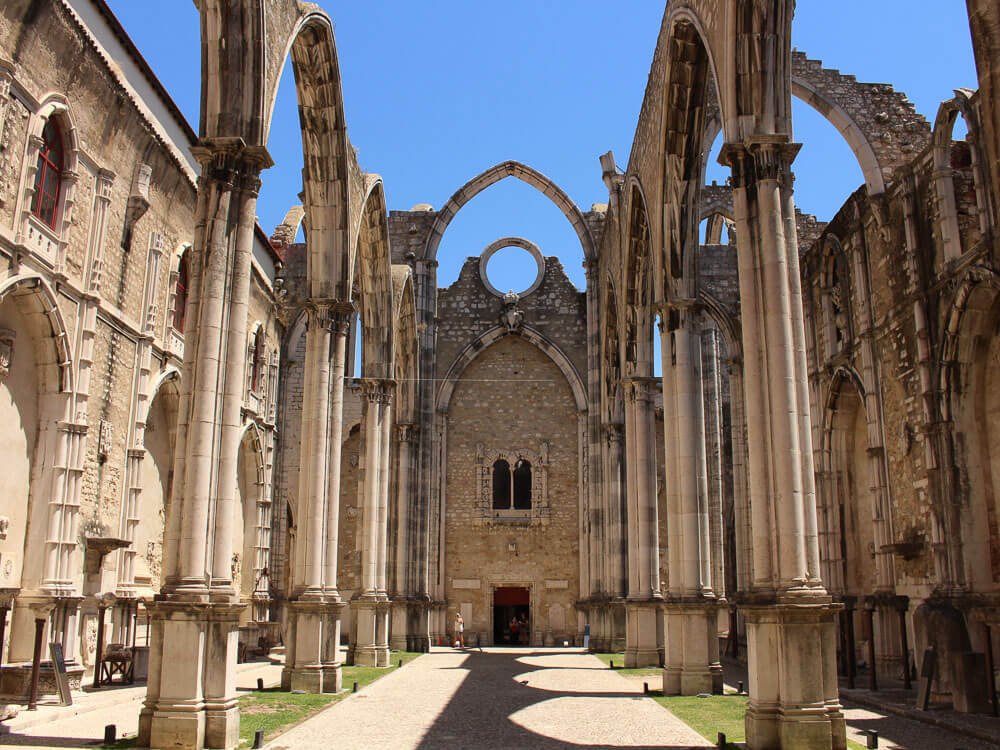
[360,378,395,405]
[719,137,801,189]
[622,376,656,403]
[306,300,354,334]
[191,138,274,196]
[395,423,418,442]
[603,422,624,444]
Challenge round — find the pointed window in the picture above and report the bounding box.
[173,250,190,333]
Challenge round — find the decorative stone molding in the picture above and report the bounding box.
[498,291,525,333]
[0,328,14,381]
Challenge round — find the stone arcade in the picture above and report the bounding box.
[0,1,999,749]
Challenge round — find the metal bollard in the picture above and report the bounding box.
[866,730,879,749]
[643,682,649,694]
[352,681,359,693]
[257,677,264,691]
[104,725,116,745]
[737,680,744,695]
[398,658,403,668]
[610,660,614,669]
[252,729,265,749]
[717,731,727,748]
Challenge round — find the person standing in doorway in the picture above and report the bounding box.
[454,611,465,648]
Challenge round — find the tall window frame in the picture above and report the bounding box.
[172,250,190,333]
[30,119,64,229]
[478,446,550,525]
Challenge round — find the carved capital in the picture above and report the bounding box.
[192,138,274,197]
[720,138,801,189]
[622,376,655,404]
[603,422,624,444]
[360,378,395,405]
[396,423,418,442]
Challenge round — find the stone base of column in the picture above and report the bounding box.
[610,599,627,652]
[407,599,431,652]
[390,599,409,651]
[428,601,447,648]
[743,600,846,750]
[280,599,344,694]
[585,602,608,652]
[350,599,390,667]
[663,600,723,695]
[625,600,661,668]
[138,598,246,750]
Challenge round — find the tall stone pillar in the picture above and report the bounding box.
[722,139,845,750]
[282,304,350,694]
[601,422,627,652]
[139,139,270,750]
[351,379,393,667]
[391,424,416,651]
[622,377,662,667]
[660,305,722,695]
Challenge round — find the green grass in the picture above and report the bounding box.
[653,693,866,750]
[591,652,662,676]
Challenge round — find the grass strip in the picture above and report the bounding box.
[653,693,866,750]
[591,651,662,676]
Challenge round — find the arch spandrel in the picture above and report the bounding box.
[424,161,597,262]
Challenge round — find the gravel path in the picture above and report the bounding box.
[270,648,711,750]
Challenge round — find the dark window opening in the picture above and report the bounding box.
[173,251,190,333]
[492,459,511,510]
[250,327,265,392]
[30,120,64,229]
[513,459,532,510]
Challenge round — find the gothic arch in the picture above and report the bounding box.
[392,266,419,424]
[436,326,587,415]
[622,181,654,375]
[0,274,73,394]
[353,177,394,380]
[423,161,596,262]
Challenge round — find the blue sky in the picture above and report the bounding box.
[105,1,978,294]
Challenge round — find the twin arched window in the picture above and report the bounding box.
[30,120,64,228]
[492,458,532,510]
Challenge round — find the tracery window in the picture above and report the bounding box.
[30,120,64,228]
[479,446,548,525]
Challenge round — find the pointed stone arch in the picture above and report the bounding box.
[436,326,587,415]
[0,274,74,394]
[423,161,596,262]
[353,176,395,380]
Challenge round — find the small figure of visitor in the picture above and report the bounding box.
[509,616,520,644]
[454,611,465,648]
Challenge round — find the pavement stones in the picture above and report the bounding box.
[270,648,712,749]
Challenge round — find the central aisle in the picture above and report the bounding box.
[269,648,711,749]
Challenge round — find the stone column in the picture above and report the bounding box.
[391,424,416,651]
[282,304,350,694]
[660,305,722,695]
[603,422,627,651]
[139,139,270,750]
[622,377,662,667]
[722,139,844,750]
[351,379,393,667]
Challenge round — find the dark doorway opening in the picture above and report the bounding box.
[493,586,530,646]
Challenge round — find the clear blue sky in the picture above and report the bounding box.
[105,1,977,294]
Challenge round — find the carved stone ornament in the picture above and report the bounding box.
[499,291,525,333]
[0,515,9,539]
[0,328,14,381]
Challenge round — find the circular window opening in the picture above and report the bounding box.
[480,241,545,298]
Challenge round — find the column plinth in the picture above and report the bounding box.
[280,599,345,694]
[743,600,845,750]
[662,599,723,695]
